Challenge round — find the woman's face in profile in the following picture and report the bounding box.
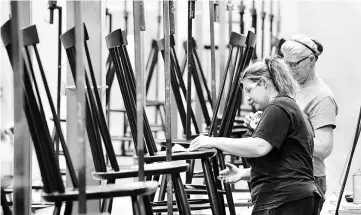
[242,78,269,111]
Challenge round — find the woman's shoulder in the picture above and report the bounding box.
[271,96,297,108]
[268,96,301,118]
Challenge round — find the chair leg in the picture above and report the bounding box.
[121,142,126,156]
[131,196,141,215]
[52,202,62,215]
[64,201,73,214]
[185,159,195,184]
[201,158,225,215]
[149,175,160,201]
[212,156,226,215]
[142,195,153,215]
[156,174,167,214]
[1,189,11,215]
[100,198,113,213]
[160,105,166,132]
[217,154,236,215]
[230,155,236,191]
[122,113,128,156]
[224,183,236,215]
[171,173,191,215]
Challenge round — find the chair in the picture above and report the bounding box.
[106,40,165,156]
[1,188,11,215]
[104,28,229,215]
[1,20,159,215]
[60,24,196,214]
[335,106,361,214]
[0,19,53,214]
[156,31,257,211]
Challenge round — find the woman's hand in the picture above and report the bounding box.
[218,163,245,184]
[187,135,215,152]
[244,111,263,130]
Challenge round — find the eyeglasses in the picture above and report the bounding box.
[285,55,311,69]
[244,80,261,95]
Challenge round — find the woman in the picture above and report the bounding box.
[245,35,337,211]
[281,36,338,211]
[188,56,321,215]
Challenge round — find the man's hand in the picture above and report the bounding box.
[218,163,245,184]
[244,111,263,130]
[187,135,214,152]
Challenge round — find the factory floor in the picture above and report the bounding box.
[32,154,340,215]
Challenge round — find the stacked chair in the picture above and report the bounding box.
[1,20,160,214]
[61,25,198,214]
[155,29,256,210]
[103,23,256,214]
[106,39,166,157]
[104,27,225,214]
[1,10,258,215]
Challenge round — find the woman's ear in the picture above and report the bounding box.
[309,55,317,64]
[260,77,269,88]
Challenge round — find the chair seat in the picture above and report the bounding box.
[151,199,211,212]
[4,185,44,194]
[184,184,226,195]
[42,181,158,202]
[108,108,126,113]
[192,171,204,178]
[146,100,164,106]
[156,139,192,148]
[230,128,249,137]
[152,198,209,206]
[31,202,54,210]
[226,201,253,207]
[144,149,217,163]
[49,117,66,122]
[111,135,134,141]
[93,162,189,180]
[152,202,211,212]
[149,124,164,132]
[5,201,54,209]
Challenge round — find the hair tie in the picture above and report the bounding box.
[265,57,279,91]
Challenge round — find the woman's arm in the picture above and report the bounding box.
[241,168,251,181]
[188,136,273,158]
[218,163,252,183]
[313,125,333,159]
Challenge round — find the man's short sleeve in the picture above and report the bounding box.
[309,96,338,130]
[252,104,290,150]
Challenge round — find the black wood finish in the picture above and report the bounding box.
[156,31,254,215]
[105,28,223,214]
[335,107,361,215]
[59,23,197,213]
[1,21,159,214]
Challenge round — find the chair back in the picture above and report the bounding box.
[105,29,158,155]
[1,21,69,194]
[60,24,119,171]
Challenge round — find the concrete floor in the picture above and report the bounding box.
[2,141,353,215]
[34,194,340,215]
[33,192,345,215]
[31,155,341,215]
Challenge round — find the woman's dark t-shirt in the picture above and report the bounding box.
[245,96,318,211]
